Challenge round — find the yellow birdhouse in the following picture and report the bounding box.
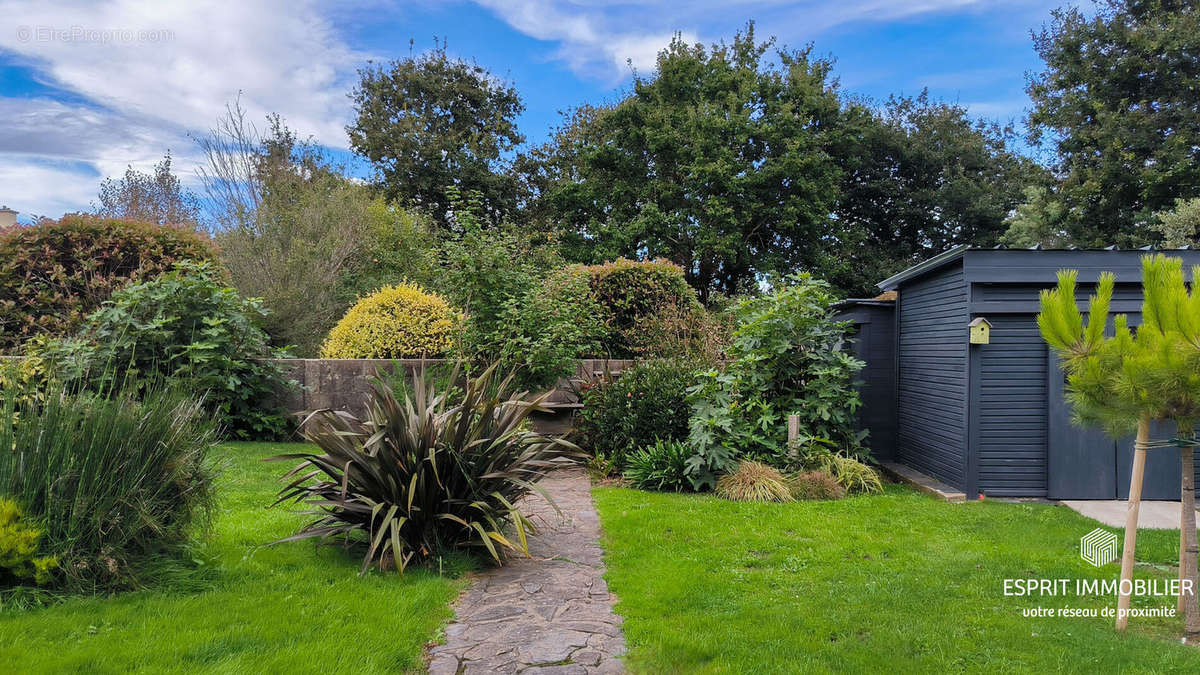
[968,317,991,345]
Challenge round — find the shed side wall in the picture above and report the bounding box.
[897,264,968,488]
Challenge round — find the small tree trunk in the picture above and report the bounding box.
[1181,511,1188,616]
[1118,417,1150,631]
[1179,421,1200,642]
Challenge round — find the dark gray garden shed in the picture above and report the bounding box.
[837,245,1200,501]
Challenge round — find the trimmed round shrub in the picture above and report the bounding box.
[574,358,699,471]
[581,258,706,358]
[321,283,462,359]
[0,215,217,352]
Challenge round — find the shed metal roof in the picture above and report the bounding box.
[878,246,1200,290]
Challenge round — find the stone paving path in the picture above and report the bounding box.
[427,468,626,674]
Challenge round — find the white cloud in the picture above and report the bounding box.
[0,157,101,220]
[0,0,369,218]
[472,0,697,79]
[0,0,363,142]
[471,0,1041,81]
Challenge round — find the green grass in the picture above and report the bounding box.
[594,484,1200,673]
[0,442,464,673]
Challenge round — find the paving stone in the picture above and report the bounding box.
[464,658,520,675]
[517,629,591,665]
[427,655,459,675]
[470,605,525,623]
[521,665,588,675]
[556,621,622,637]
[426,468,627,673]
[572,650,603,667]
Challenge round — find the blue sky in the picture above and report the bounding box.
[0,0,1065,220]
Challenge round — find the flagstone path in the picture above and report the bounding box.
[427,468,626,674]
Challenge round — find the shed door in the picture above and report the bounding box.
[1048,351,1192,500]
[1116,420,1183,500]
[1047,352,1115,499]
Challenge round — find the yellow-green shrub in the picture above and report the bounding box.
[0,498,58,587]
[320,283,462,359]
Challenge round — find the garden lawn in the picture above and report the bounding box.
[595,485,1200,673]
[0,442,464,673]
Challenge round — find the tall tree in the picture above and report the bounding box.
[348,41,525,227]
[836,92,1044,295]
[528,24,850,302]
[1028,0,1200,246]
[94,152,200,226]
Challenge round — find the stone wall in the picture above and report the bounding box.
[270,358,434,417]
[270,358,635,425]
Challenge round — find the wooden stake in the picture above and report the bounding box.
[787,414,800,450]
[1179,423,1200,642]
[1117,417,1150,631]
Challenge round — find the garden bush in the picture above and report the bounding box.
[31,261,292,440]
[575,358,700,471]
[436,198,599,390]
[273,363,580,572]
[624,440,693,492]
[715,460,794,503]
[320,283,462,359]
[458,264,604,391]
[0,498,58,587]
[687,274,866,488]
[582,258,709,358]
[0,215,217,352]
[0,385,216,591]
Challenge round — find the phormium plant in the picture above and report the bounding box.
[271,363,582,573]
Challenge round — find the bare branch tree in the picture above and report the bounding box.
[194,95,263,233]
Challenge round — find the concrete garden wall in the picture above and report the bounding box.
[269,358,635,425]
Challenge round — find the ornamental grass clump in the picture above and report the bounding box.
[816,454,883,495]
[788,471,845,501]
[715,461,795,503]
[272,363,581,573]
[0,385,216,592]
[624,440,693,492]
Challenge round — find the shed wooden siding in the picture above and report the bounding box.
[896,264,968,488]
[836,303,897,461]
[974,315,1048,497]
